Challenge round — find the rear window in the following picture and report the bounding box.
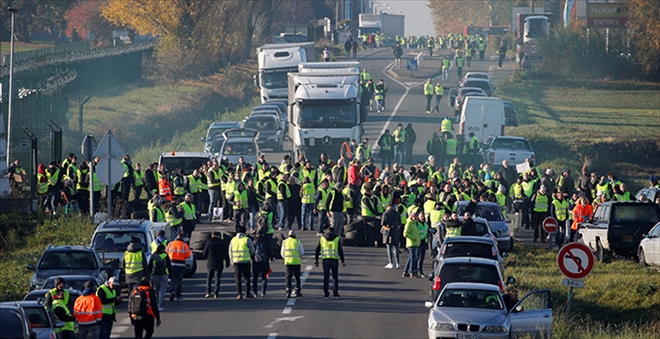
[460,221,491,237]
[39,251,98,270]
[159,156,209,175]
[611,204,660,223]
[92,232,147,253]
[457,205,504,222]
[463,81,490,91]
[245,118,278,130]
[439,263,500,286]
[23,307,50,328]
[223,142,257,155]
[0,308,27,339]
[206,126,237,141]
[442,242,497,260]
[490,138,531,151]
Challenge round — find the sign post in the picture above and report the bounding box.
[81,135,97,219]
[93,130,125,221]
[543,217,558,249]
[557,243,595,318]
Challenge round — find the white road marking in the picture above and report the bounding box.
[267,333,278,339]
[282,307,292,315]
[264,316,305,329]
[286,298,296,306]
[305,265,313,271]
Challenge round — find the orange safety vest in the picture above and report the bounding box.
[166,239,191,267]
[340,142,353,160]
[158,178,172,201]
[571,203,593,230]
[73,294,102,326]
[129,286,155,319]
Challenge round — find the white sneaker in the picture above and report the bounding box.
[384,263,394,269]
[395,264,401,269]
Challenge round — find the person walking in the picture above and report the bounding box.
[165,233,191,302]
[73,281,102,339]
[322,47,331,62]
[431,82,444,113]
[252,236,271,297]
[377,129,394,169]
[530,185,551,242]
[441,56,450,81]
[382,202,401,269]
[375,79,388,110]
[148,244,170,311]
[404,123,417,164]
[123,236,149,294]
[326,182,346,237]
[352,39,358,58]
[281,230,305,298]
[315,226,346,299]
[456,54,465,78]
[424,79,434,113]
[402,212,421,278]
[229,226,255,299]
[203,231,229,299]
[129,277,161,339]
[96,277,122,339]
[393,43,403,69]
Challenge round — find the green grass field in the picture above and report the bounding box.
[0,41,53,54]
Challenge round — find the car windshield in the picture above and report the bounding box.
[457,220,491,237]
[42,278,88,291]
[23,307,50,328]
[223,142,257,155]
[466,74,489,81]
[297,101,357,128]
[38,251,98,270]
[442,242,497,260]
[490,138,531,151]
[459,88,485,96]
[245,118,278,131]
[438,289,503,310]
[160,156,208,175]
[92,232,147,253]
[438,263,500,286]
[612,205,660,223]
[463,81,490,92]
[210,139,225,154]
[0,308,27,339]
[458,205,504,222]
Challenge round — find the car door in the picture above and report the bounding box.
[508,289,552,339]
[647,224,660,265]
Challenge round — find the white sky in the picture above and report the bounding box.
[375,0,436,36]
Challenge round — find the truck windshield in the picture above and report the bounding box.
[525,18,548,39]
[261,67,298,89]
[298,101,357,128]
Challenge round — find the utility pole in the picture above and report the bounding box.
[6,7,17,169]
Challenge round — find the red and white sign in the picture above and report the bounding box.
[557,243,595,280]
[542,217,558,233]
[527,43,540,56]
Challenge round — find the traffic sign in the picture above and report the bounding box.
[81,135,98,161]
[557,243,595,279]
[96,157,124,186]
[93,130,125,159]
[561,278,585,289]
[543,217,558,233]
[527,43,540,55]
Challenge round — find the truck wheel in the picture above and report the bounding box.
[639,249,648,267]
[595,240,608,263]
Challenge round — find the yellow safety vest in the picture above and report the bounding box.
[446,223,462,237]
[277,181,291,200]
[534,194,549,212]
[134,170,145,187]
[441,119,452,133]
[342,187,353,211]
[282,237,302,265]
[424,82,434,95]
[361,196,375,217]
[123,251,144,274]
[179,202,196,220]
[320,237,339,259]
[165,207,182,226]
[188,175,202,193]
[265,179,277,199]
[37,173,49,194]
[233,190,248,209]
[97,284,117,315]
[207,168,221,189]
[301,183,315,204]
[393,129,406,143]
[553,199,569,221]
[231,236,251,263]
[317,188,329,210]
[445,139,458,155]
[52,301,75,331]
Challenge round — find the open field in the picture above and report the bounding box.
[0,41,53,54]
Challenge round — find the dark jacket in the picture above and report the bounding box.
[326,188,344,212]
[404,125,416,148]
[381,206,401,245]
[314,233,345,263]
[148,251,172,277]
[203,237,230,270]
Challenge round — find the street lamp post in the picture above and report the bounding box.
[6,7,17,169]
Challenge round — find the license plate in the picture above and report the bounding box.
[622,235,633,242]
[457,334,480,339]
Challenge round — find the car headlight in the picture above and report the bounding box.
[482,325,508,333]
[31,277,45,288]
[431,322,454,331]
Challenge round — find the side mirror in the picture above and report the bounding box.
[505,219,512,224]
[502,252,509,258]
[514,305,524,312]
[643,233,649,239]
[506,276,516,285]
[424,301,433,308]
[26,264,36,271]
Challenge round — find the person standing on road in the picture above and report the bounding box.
[282,230,305,298]
[129,277,161,339]
[315,226,346,299]
[230,182,249,232]
[166,233,191,302]
[431,82,444,113]
[377,129,394,169]
[456,54,465,78]
[551,189,570,245]
[203,231,229,299]
[424,79,434,113]
[277,172,291,230]
[404,123,416,164]
[179,193,197,238]
[51,289,76,339]
[415,211,430,278]
[426,133,445,166]
[73,281,102,339]
[402,212,421,278]
[477,37,486,61]
[382,201,401,269]
[375,79,388,110]
[148,244,171,311]
[497,41,507,69]
[315,179,331,234]
[252,236,271,297]
[393,123,407,164]
[230,226,255,299]
[123,236,149,294]
[326,182,346,237]
[530,185,551,243]
[441,56,450,81]
[393,43,403,69]
[97,277,122,339]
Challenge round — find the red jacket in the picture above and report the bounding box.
[347,164,362,186]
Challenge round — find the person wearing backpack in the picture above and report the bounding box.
[148,244,171,311]
[256,203,275,261]
[203,231,230,298]
[129,277,160,339]
[252,236,270,297]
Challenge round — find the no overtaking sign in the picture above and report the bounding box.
[557,243,595,280]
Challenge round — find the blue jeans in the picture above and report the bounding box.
[301,203,315,230]
[208,189,220,215]
[386,243,400,266]
[416,242,427,275]
[249,205,258,230]
[170,266,185,298]
[277,201,288,229]
[404,246,419,275]
[318,210,329,233]
[99,319,113,339]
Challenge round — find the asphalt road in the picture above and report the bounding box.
[110,47,520,339]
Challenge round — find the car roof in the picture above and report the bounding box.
[210,121,242,128]
[443,282,501,291]
[0,301,43,308]
[489,135,528,141]
[465,72,490,77]
[45,245,94,252]
[463,78,491,83]
[443,236,497,245]
[440,256,499,265]
[160,151,210,158]
[246,115,277,122]
[96,219,153,231]
[457,201,500,208]
[459,87,486,93]
[458,216,489,224]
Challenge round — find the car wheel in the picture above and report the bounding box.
[638,248,648,267]
[595,240,608,263]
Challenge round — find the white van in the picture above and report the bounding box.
[459,97,505,143]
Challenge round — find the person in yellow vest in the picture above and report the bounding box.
[207,160,223,217]
[431,82,444,113]
[613,183,633,201]
[300,177,316,231]
[96,277,122,339]
[51,289,76,339]
[415,211,431,278]
[230,182,249,233]
[315,179,331,234]
[132,162,145,201]
[551,189,570,246]
[530,185,551,243]
[281,229,305,298]
[314,226,346,299]
[150,197,166,223]
[441,56,450,80]
[495,185,508,217]
[179,193,197,238]
[76,161,91,214]
[402,212,421,278]
[229,226,255,299]
[44,277,71,310]
[424,78,434,113]
[186,168,204,212]
[326,182,346,237]
[123,236,149,293]
[392,123,406,164]
[73,280,103,339]
[440,116,453,139]
[149,244,171,310]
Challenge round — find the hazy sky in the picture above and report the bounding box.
[375,0,436,36]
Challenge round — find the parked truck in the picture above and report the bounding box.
[255,42,315,103]
[287,61,362,161]
[359,13,404,46]
[515,13,554,69]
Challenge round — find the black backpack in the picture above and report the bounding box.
[256,213,269,235]
[254,243,267,263]
[127,287,149,315]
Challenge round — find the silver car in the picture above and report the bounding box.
[457,201,514,253]
[425,282,552,339]
[639,222,660,267]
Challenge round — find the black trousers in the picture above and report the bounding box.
[233,262,251,296]
[253,270,268,295]
[234,208,248,232]
[206,268,223,294]
[132,315,155,339]
[532,211,548,240]
[322,259,339,297]
[285,265,301,293]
